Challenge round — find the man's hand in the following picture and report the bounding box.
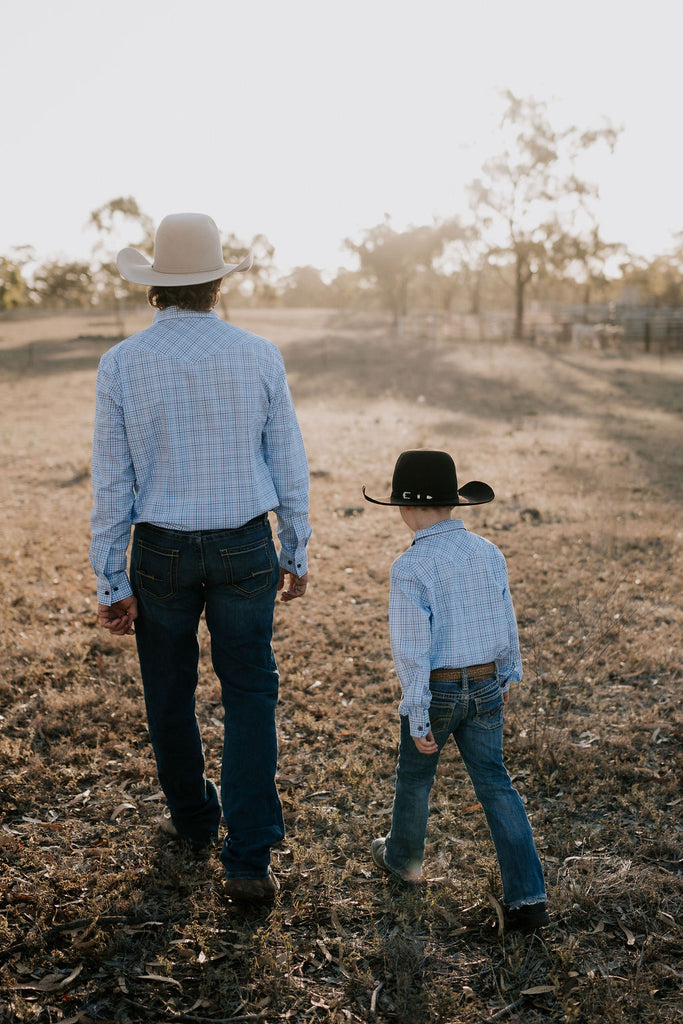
[97,595,138,636]
[278,570,308,602]
[413,730,438,755]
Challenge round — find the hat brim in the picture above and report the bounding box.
[116,247,253,286]
[362,481,495,507]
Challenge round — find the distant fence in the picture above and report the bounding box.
[397,307,683,352]
[397,311,515,344]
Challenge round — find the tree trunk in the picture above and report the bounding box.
[514,255,526,340]
[469,270,481,316]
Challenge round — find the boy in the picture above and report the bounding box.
[363,450,548,935]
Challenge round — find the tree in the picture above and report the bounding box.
[0,246,34,309]
[280,266,332,307]
[32,259,93,308]
[549,226,626,307]
[344,217,446,323]
[326,267,365,310]
[468,91,620,338]
[428,218,488,314]
[619,236,683,307]
[88,196,155,256]
[220,232,278,314]
[88,197,155,308]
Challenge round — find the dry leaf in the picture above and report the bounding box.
[521,985,555,995]
[330,907,346,937]
[110,803,136,821]
[488,893,505,937]
[64,790,90,807]
[15,964,83,992]
[370,982,384,1013]
[618,920,636,946]
[138,973,182,988]
[316,939,333,962]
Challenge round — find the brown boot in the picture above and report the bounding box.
[221,867,280,904]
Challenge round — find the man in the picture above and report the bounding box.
[90,212,311,903]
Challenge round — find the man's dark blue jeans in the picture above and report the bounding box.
[131,516,284,879]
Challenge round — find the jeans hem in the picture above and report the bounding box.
[505,895,547,910]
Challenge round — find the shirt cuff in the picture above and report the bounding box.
[496,660,523,686]
[278,547,307,577]
[97,571,133,605]
[406,708,431,738]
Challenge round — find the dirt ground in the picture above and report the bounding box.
[0,308,681,1023]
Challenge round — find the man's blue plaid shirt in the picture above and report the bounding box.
[90,308,311,605]
[389,519,523,737]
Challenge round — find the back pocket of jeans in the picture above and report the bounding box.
[220,537,276,597]
[135,540,179,600]
[473,689,504,730]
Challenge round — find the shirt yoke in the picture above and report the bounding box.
[393,526,502,577]
[105,320,281,369]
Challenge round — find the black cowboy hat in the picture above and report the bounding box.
[362,450,494,507]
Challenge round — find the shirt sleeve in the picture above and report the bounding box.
[89,356,136,605]
[492,551,523,686]
[389,564,433,738]
[261,356,311,576]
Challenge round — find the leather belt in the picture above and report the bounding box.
[430,662,496,683]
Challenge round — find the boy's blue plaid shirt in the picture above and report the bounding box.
[389,519,523,737]
[90,308,311,605]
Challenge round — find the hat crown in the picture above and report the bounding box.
[391,450,458,503]
[152,213,224,276]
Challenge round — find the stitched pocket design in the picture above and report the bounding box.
[472,689,504,731]
[135,540,179,600]
[220,537,276,598]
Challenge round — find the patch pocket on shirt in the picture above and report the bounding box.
[135,541,179,600]
[428,690,456,734]
[472,689,504,731]
[220,537,276,598]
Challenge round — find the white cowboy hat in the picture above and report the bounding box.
[116,212,253,286]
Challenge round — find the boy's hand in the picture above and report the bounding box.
[413,731,438,754]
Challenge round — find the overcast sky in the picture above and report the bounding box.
[2,0,681,275]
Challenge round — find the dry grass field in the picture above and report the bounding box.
[0,308,681,1023]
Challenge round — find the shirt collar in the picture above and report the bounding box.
[413,519,466,542]
[153,307,220,323]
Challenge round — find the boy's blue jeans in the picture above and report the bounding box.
[384,672,546,909]
[131,517,284,879]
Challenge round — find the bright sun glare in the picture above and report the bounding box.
[2,0,681,275]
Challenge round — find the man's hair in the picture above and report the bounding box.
[147,278,222,312]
